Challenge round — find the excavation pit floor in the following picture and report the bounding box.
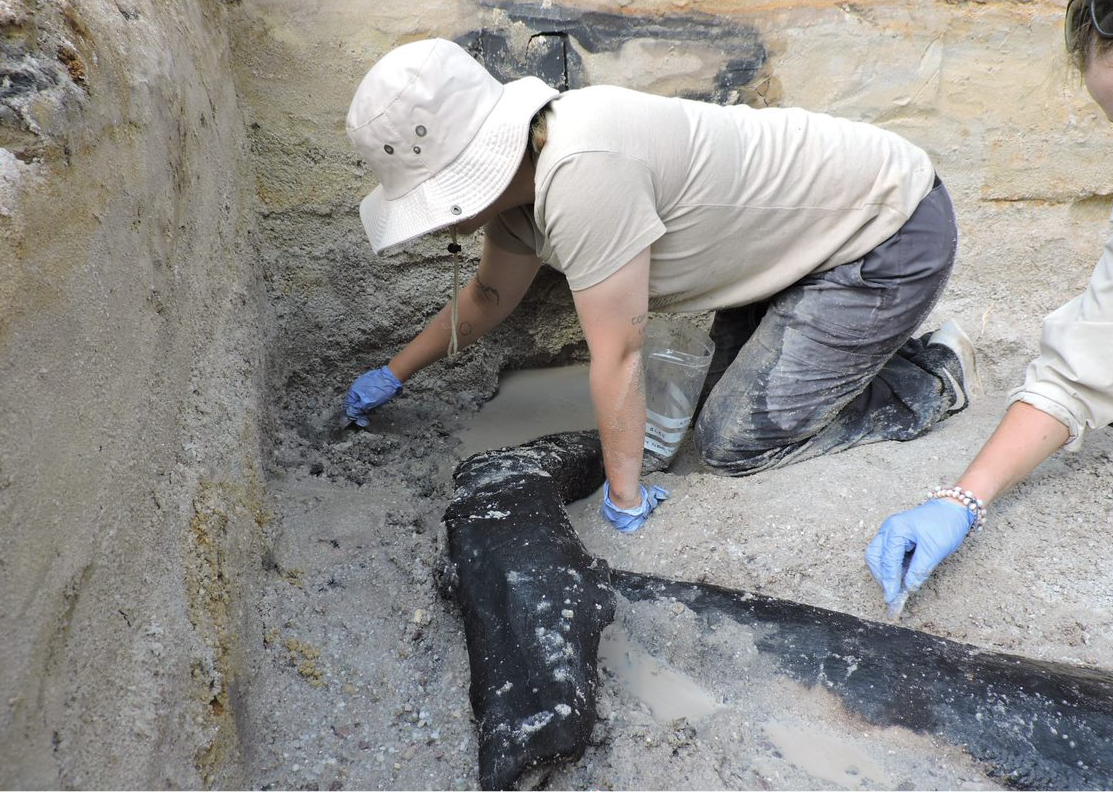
[247,366,1113,790]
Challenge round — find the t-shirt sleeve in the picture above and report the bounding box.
[536,151,666,291]
[1007,225,1113,451]
[484,206,541,256]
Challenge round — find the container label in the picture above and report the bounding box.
[645,411,691,444]
[644,435,673,456]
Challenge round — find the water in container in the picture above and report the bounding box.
[642,316,715,468]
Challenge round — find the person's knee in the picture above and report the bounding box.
[694,418,770,475]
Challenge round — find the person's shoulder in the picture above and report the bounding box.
[542,87,630,158]
[546,85,681,140]
[550,84,650,113]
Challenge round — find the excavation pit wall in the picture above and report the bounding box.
[3,0,1113,788]
[1,0,265,787]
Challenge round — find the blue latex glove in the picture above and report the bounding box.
[344,365,403,427]
[865,499,976,604]
[601,482,670,533]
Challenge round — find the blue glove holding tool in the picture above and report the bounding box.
[344,365,403,427]
[865,498,975,618]
[601,482,670,533]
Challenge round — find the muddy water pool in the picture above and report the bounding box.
[457,364,595,457]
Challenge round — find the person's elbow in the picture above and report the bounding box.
[589,329,644,371]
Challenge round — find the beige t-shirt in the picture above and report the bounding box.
[1008,209,1113,451]
[487,85,936,313]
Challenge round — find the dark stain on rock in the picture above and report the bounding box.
[0,62,56,100]
[461,28,579,92]
[1,6,91,161]
[457,1,768,104]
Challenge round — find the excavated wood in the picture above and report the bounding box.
[442,431,613,790]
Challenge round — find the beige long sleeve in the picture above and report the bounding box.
[1008,216,1113,450]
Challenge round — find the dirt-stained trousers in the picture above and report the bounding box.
[693,177,961,476]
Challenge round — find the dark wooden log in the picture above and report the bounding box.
[442,431,613,790]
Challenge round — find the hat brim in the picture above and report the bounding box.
[359,76,558,256]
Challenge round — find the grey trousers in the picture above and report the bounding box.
[693,178,960,476]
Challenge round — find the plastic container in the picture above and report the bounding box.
[641,316,715,467]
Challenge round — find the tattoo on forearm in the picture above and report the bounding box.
[459,321,473,337]
[475,276,500,305]
[631,312,647,326]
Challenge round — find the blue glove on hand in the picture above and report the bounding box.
[344,365,403,427]
[865,499,975,603]
[601,482,670,533]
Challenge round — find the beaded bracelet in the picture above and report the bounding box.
[928,485,987,531]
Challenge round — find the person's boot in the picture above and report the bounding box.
[926,319,980,413]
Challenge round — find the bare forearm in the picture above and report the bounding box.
[955,401,1069,504]
[388,279,511,380]
[570,246,653,510]
[591,352,646,508]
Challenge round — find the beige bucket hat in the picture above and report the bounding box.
[346,38,559,255]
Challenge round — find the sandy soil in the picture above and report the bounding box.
[240,340,1113,790]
